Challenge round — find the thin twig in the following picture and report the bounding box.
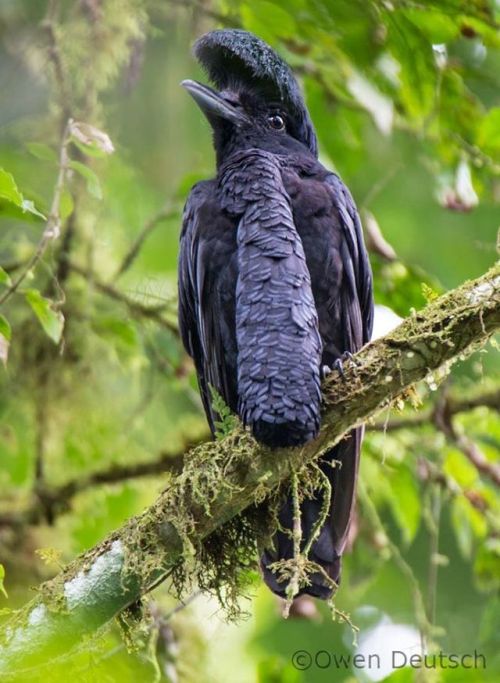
[114,201,180,280]
[0,119,71,307]
[425,484,442,627]
[451,431,500,487]
[417,457,491,514]
[358,480,437,650]
[360,163,404,211]
[41,0,72,126]
[370,388,500,432]
[68,261,179,334]
[433,393,500,487]
[54,201,78,285]
[0,437,205,529]
[362,210,398,261]
[34,392,49,521]
[162,591,202,621]
[0,259,26,274]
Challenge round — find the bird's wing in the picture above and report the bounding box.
[178,180,239,432]
[325,173,373,349]
[322,174,373,568]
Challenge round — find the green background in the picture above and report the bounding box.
[0,1,499,681]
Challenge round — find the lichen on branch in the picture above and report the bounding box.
[0,262,499,675]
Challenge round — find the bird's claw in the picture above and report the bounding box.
[341,351,356,364]
[334,358,346,378]
[323,352,358,381]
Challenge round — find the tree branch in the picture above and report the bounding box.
[371,387,500,431]
[2,384,495,531]
[0,263,498,674]
[68,261,178,334]
[113,201,180,280]
[0,438,205,529]
[433,394,500,487]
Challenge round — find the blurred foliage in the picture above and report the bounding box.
[0,0,499,681]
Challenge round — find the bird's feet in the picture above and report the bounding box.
[322,352,357,381]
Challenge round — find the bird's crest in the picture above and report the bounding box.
[193,29,318,157]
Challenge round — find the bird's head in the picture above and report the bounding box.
[182,29,318,165]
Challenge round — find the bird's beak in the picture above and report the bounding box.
[181,79,250,126]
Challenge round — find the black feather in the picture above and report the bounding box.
[193,29,318,156]
[178,30,374,599]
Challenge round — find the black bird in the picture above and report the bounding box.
[178,30,373,599]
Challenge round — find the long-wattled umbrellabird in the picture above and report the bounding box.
[178,29,374,600]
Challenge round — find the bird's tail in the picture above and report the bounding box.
[261,428,362,600]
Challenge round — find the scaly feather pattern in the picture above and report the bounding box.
[218,149,322,446]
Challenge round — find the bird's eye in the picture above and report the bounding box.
[268,114,285,131]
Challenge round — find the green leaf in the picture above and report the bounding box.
[387,465,421,544]
[26,142,58,163]
[209,385,238,439]
[438,70,482,145]
[0,266,12,287]
[477,107,500,156]
[347,71,393,135]
[25,289,64,344]
[478,595,500,647]
[0,168,23,206]
[0,564,7,598]
[459,16,500,48]
[0,314,10,366]
[451,496,487,559]
[94,317,139,349]
[403,8,460,43]
[0,168,46,218]
[421,282,439,303]
[386,14,437,121]
[474,539,500,592]
[241,2,297,41]
[69,160,103,200]
[21,199,46,220]
[0,314,11,342]
[444,448,478,488]
[59,189,74,220]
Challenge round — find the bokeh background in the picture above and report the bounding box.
[0,1,499,681]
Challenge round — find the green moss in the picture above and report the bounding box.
[116,598,151,653]
[114,411,344,623]
[2,265,496,657]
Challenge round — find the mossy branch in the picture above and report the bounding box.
[1,263,499,675]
